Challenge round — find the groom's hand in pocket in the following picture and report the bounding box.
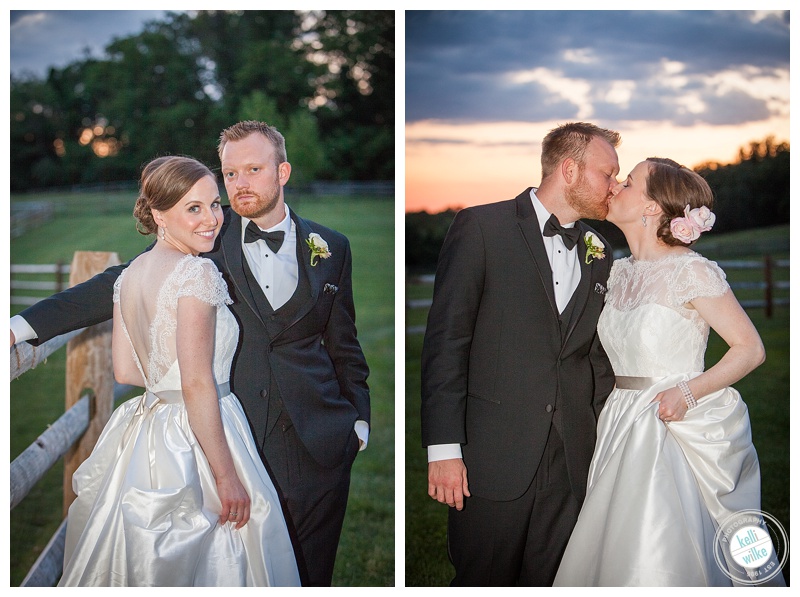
[428,458,470,510]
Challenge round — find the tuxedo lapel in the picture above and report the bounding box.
[515,189,559,318]
[270,210,321,338]
[562,222,593,345]
[220,211,267,328]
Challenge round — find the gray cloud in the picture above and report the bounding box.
[11,10,173,78]
[406,10,789,126]
[406,69,581,122]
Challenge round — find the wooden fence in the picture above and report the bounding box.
[406,256,789,335]
[11,201,55,239]
[10,263,70,307]
[10,251,126,587]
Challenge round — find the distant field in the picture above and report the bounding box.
[404,224,790,586]
[10,191,395,586]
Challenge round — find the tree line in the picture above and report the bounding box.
[10,10,394,192]
[406,137,789,273]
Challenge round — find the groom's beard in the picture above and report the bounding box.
[567,170,611,221]
[230,169,281,220]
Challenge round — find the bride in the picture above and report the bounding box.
[58,156,300,586]
[553,157,785,586]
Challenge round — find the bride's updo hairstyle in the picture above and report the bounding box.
[645,157,714,247]
[133,156,216,235]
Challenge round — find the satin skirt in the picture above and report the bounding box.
[554,374,765,586]
[59,391,300,587]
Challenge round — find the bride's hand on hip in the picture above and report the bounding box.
[651,387,688,422]
[216,472,251,530]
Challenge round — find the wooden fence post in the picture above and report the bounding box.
[764,254,774,319]
[55,261,65,293]
[63,251,120,516]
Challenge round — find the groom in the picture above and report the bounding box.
[421,122,619,585]
[10,121,370,587]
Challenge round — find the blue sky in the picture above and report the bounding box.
[10,10,177,78]
[406,10,789,128]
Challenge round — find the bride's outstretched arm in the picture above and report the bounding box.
[653,289,765,422]
[177,294,250,529]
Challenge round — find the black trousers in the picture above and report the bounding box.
[447,425,581,586]
[262,409,358,587]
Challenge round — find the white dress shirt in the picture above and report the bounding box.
[427,190,581,463]
[529,189,581,313]
[241,205,298,310]
[10,313,36,344]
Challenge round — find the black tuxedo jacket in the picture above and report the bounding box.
[21,206,370,469]
[421,189,614,502]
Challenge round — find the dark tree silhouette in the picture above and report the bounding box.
[10,10,394,191]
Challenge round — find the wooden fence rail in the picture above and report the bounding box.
[10,251,121,587]
[10,381,134,510]
[10,263,70,306]
[11,201,55,239]
[11,394,91,510]
[22,520,68,587]
[406,257,789,335]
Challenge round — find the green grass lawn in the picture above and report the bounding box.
[404,225,790,586]
[10,192,395,586]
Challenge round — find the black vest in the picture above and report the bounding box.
[551,281,581,433]
[240,245,312,445]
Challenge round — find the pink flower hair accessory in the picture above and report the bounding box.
[670,204,716,244]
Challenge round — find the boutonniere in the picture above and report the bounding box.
[584,231,606,264]
[306,232,332,266]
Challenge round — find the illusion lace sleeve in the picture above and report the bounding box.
[113,275,122,304]
[670,255,729,308]
[173,256,233,307]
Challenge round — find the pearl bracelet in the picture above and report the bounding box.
[677,381,697,410]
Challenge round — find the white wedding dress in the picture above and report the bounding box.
[554,252,782,587]
[59,253,300,586]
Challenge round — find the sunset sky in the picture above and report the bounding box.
[405,10,790,213]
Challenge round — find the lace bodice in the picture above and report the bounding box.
[113,253,237,392]
[597,251,729,376]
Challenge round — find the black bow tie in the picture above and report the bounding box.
[244,221,285,253]
[543,213,580,250]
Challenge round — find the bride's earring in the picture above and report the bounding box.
[641,215,647,227]
[159,226,166,240]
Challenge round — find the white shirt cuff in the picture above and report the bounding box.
[355,420,369,451]
[10,315,37,344]
[427,443,462,462]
